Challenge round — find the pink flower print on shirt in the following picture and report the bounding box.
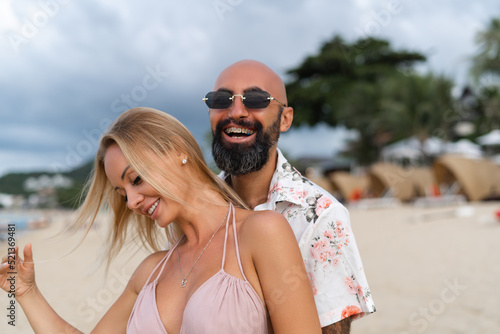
[295,190,308,201]
[336,219,350,238]
[311,240,328,262]
[310,220,352,269]
[268,182,283,197]
[315,195,332,216]
[341,305,361,319]
[357,285,365,299]
[345,276,357,294]
[311,239,335,264]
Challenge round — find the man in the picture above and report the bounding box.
[204,60,375,333]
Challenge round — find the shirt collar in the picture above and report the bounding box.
[218,148,306,208]
[265,148,306,207]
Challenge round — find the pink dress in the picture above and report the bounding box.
[127,204,268,333]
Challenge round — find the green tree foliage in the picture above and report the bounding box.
[286,36,455,165]
[471,18,500,83]
[0,172,46,195]
[0,160,93,209]
[470,17,500,132]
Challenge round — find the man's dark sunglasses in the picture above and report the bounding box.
[203,91,286,109]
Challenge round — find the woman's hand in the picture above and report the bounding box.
[0,244,84,333]
[0,243,36,300]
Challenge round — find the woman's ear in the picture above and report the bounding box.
[175,150,188,165]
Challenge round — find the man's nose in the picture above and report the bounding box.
[227,95,250,120]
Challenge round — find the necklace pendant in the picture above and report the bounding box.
[180,278,187,288]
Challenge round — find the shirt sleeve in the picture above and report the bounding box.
[298,202,376,327]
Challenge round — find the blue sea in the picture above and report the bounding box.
[0,212,47,240]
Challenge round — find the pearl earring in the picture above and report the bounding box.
[182,158,187,165]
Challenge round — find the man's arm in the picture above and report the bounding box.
[322,317,351,334]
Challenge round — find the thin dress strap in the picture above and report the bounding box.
[221,203,248,281]
[221,203,232,269]
[144,235,185,286]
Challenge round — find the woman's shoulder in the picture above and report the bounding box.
[237,208,303,277]
[239,208,287,229]
[129,250,169,293]
[237,209,295,247]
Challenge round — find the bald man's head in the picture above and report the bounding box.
[208,59,293,176]
[214,60,288,106]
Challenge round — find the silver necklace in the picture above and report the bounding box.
[176,204,230,288]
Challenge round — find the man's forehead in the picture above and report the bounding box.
[213,77,277,96]
[213,61,287,101]
[214,64,276,84]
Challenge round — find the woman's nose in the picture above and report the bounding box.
[126,191,143,211]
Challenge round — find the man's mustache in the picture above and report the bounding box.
[214,118,263,135]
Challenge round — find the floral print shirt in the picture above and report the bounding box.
[220,149,376,327]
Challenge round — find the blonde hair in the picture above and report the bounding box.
[70,107,246,265]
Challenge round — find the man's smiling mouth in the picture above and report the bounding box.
[224,127,255,137]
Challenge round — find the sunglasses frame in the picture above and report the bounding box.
[203,90,287,109]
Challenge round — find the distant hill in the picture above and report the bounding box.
[65,160,95,184]
[0,160,94,208]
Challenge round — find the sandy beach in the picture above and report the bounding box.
[1,201,499,333]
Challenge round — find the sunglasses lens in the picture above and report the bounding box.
[204,91,273,109]
[243,91,271,109]
[204,91,232,109]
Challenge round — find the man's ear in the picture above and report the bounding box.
[280,106,293,132]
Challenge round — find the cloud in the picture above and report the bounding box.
[0,0,498,177]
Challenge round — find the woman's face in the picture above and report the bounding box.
[103,144,180,227]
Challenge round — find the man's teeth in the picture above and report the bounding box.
[148,199,159,215]
[224,127,255,136]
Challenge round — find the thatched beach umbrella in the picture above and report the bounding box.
[434,154,500,201]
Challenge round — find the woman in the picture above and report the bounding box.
[1,107,321,333]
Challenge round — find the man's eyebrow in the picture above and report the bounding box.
[216,86,264,94]
[243,86,264,93]
[121,165,130,180]
[216,87,233,94]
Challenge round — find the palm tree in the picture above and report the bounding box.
[471,18,500,83]
[470,18,500,131]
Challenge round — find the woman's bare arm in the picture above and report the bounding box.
[1,244,162,334]
[244,211,322,334]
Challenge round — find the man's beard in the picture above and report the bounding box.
[212,115,281,176]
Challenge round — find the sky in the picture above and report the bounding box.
[0,0,498,178]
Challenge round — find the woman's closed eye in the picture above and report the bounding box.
[132,176,142,186]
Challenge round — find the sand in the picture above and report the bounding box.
[1,201,499,334]
[350,201,500,334]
